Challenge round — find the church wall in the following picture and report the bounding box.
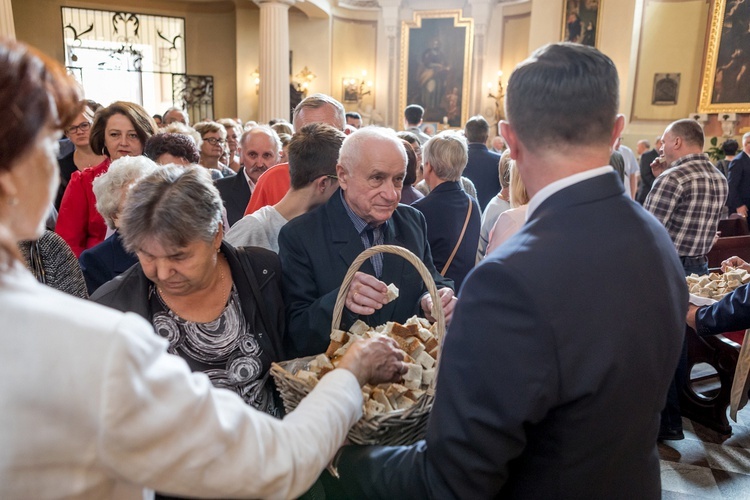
[11,0,238,120]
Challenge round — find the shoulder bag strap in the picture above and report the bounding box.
[440,199,472,276]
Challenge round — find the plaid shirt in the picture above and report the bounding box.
[644,153,727,257]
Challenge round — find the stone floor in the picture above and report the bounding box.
[659,407,750,499]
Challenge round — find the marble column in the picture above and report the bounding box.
[255,0,295,123]
[0,0,16,40]
[378,0,400,129]
[468,0,493,119]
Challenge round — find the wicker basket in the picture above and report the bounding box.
[270,244,446,445]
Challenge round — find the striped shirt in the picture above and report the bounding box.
[644,153,727,257]
[340,190,387,277]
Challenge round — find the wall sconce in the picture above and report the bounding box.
[252,68,260,95]
[293,66,317,96]
[342,70,373,103]
[487,70,505,122]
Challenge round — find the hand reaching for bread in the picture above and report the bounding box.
[420,287,456,324]
[346,272,391,315]
[337,336,406,387]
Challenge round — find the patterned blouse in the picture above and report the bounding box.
[150,284,279,417]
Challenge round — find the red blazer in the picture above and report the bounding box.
[56,157,110,257]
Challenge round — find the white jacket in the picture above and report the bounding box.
[0,263,362,499]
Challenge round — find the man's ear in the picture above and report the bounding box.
[500,121,519,160]
[0,169,19,200]
[315,175,329,193]
[609,114,625,150]
[336,164,348,189]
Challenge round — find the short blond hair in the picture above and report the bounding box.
[422,131,468,182]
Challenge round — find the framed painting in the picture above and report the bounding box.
[400,11,473,128]
[652,73,680,105]
[698,0,750,113]
[561,0,602,48]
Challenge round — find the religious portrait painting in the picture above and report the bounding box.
[562,0,602,48]
[699,0,750,113]
[400,11,473,128]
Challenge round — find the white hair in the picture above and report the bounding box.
[338,126,406,174]
[93,156,160,229]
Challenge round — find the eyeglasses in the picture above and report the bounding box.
[203,137,226,146]
[326,175,338,180]
[66,121,91,134]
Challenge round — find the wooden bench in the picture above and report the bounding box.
[680,327,741,435]
[707,235,750,268]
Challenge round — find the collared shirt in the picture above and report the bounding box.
[527,166,613,221]
[340,190,386,277]
[242,167,257,194]
[644,153,728,257]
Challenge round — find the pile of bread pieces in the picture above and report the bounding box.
[294,315,441,419]
[687,267,750,299]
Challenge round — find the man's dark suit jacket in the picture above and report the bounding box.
[278,189,453,359]
[727,151,750,213]
[412,181,480,291]
[338,171,687,499]
[215,167,251,227]
[636,147,658,204]
[79,231,137,295]
[464,143,501,211]
[695,282,750,335]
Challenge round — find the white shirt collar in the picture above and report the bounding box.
[526,166,613,221]
[242,168,256,193]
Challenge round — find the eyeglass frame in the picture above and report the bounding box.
[66,121,92,134]
[203,137,227,146]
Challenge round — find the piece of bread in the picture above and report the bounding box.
[325,341,343,358]
[296,370,319,386]
[364,399,386,419]
[386,283,399,303]
[417,328,433,343]
[395,395,416,411]
[404,337,425,358]
[404,378,421,390]
[417,350,435,369]
[349,319,370,336]
[372,388,394,412]
[330,329,349,344]
[422,368,436,386]
[424,336,438,353]
[382,321,413,338]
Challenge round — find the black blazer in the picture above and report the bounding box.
[464,143,501,210]
[278,189,453,359]
[412,181,481,291]
[337,171,687,499]
[727,151,750,213]
[216,167,251,227]
[92,241,285,363]
[79,231,138,295]
[636,148,658,204]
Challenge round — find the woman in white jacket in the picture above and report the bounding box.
[0,39,405,500]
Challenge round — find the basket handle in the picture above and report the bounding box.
[330,244,446,356]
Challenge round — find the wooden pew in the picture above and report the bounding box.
[680,328,740,435]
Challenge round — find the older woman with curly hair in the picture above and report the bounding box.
[56,100,158,257]
[144,132,200,166]
[79,155,159,294]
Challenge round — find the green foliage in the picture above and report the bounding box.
[707,136,725,163]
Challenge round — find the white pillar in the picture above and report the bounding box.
[378,0,400,129]
[255,0,295,123]
[0,0,16,40]
[468,0,493,119]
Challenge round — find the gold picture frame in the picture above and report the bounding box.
[399,10,473,128]
[561,0,602,48]
[698,0,750,113]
